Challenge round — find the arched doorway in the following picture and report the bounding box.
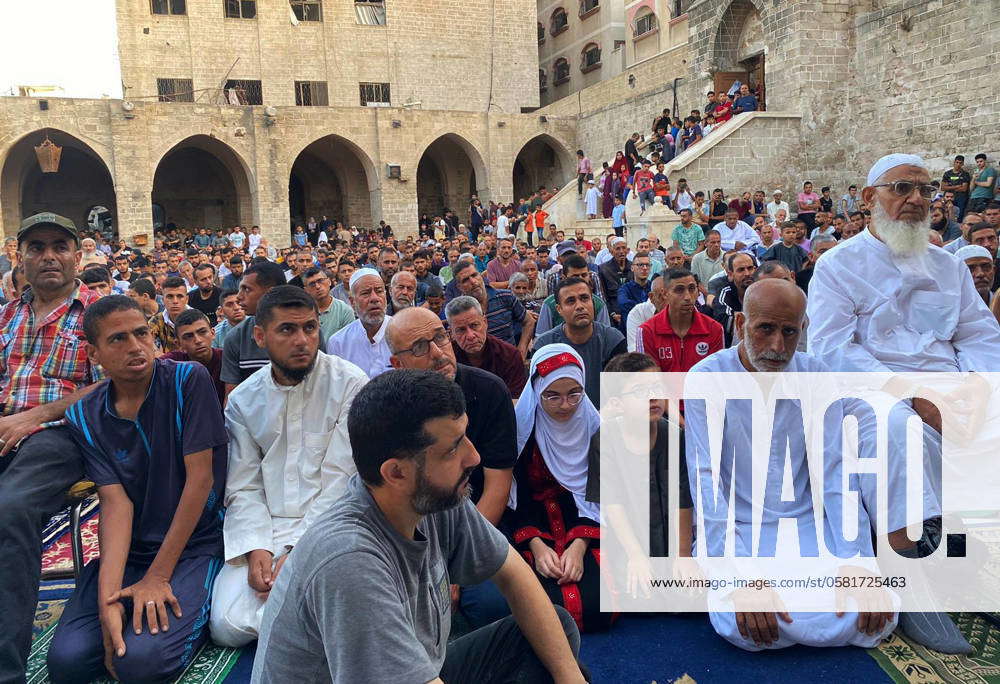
[1,129,117,239]
[416,134,486,221]
[712,0,765,108]
[512,134,575,203]
[152,135,253,231]
[288,135,376,234]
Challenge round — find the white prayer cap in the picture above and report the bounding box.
[955,245,993,262]
[609,236,626,246]
[587,179,596,185]
[866,153,928,186]
[349,267,381,290]
[771,189,783,195]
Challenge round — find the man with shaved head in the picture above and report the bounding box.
[387,307,517,628]
[686,279,897,651]
[807,153,1000,653]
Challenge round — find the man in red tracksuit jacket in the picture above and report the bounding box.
[636,268,724,372]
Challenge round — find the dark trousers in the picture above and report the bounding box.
[954,195,968,221]
[0,426,84,684]
[439,605,582,683]
[459,580,511,630]
[577,173,592,196]
[526,231,534,247]
[47,556,222,684]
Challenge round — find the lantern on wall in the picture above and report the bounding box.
[34,136,62,173]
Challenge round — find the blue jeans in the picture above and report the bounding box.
[460,580,511,630]
[638,190,655,210]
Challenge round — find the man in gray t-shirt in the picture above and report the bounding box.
[532,277,627,406]
[252,370,584,684]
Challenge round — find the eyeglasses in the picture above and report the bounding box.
[869,181,936,199]
[397,330,450,357]
[540,389,585,407]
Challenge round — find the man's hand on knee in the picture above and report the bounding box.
[247,549,274,597]
[0,410,43,457]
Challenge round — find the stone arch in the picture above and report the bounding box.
[712,0,764,71]
[287,134,379,235]
[511,133,576,202]
[152,135,255,230]
[414,132,488,220]
[1,128,117,238]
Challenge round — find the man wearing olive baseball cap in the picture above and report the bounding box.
[0,212,104,680]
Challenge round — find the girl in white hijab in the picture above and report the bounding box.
[509,344,613,631]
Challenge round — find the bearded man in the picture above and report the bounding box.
[326,268,393,378]
[807,153,1000,653]
[212,286,368,647]
[388,270,418,314]
[955,244,995,305]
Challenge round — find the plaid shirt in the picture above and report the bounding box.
[148,310,181,353]
[0,282,103,421]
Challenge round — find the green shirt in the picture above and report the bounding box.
[318,298,356,341]
[971,167,998,200]
[671,223,705,255]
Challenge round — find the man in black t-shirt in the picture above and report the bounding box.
[386,307,516,524]
[942,155,972,220]
[188,263,222,325]
[386,307,518,628]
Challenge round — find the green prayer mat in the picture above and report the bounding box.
[28,619,242,684]
[869,614,1000,684]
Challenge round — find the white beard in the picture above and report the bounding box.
[872,203,930,258]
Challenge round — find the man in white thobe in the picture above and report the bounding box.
[712,209,760,252]
[585,179,600,218]
[210,286,368,647]
[325,268,394,378]
[807,153,1000,653]
[687,280,898,651]
[766,190,790,223]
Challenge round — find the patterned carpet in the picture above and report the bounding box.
[870,614,1000,684]
[33,500,1000,683]
[32,498,242,684]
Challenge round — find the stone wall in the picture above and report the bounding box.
[116,0,538,114]
[0,96,578,246]
[537,43,691,167]
[666,113,803,198]
[842,0,1000,182]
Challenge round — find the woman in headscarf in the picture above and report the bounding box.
[508,344,613,632]
[601,171,619,219]
[611,150,630,179]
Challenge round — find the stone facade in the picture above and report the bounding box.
[0,97,578,246]
[1,1,996,247]
[537,0,626,108]
[117,0,538,114]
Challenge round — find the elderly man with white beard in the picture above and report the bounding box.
[807,153,1000,653]
[686,280,898,651]
[326,268,394,378]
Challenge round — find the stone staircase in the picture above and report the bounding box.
[540,111,801,243]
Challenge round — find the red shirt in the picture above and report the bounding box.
[0,282,103,422]
[714,100,733,123]
[636,306,724,373]
[634,169,655,193]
